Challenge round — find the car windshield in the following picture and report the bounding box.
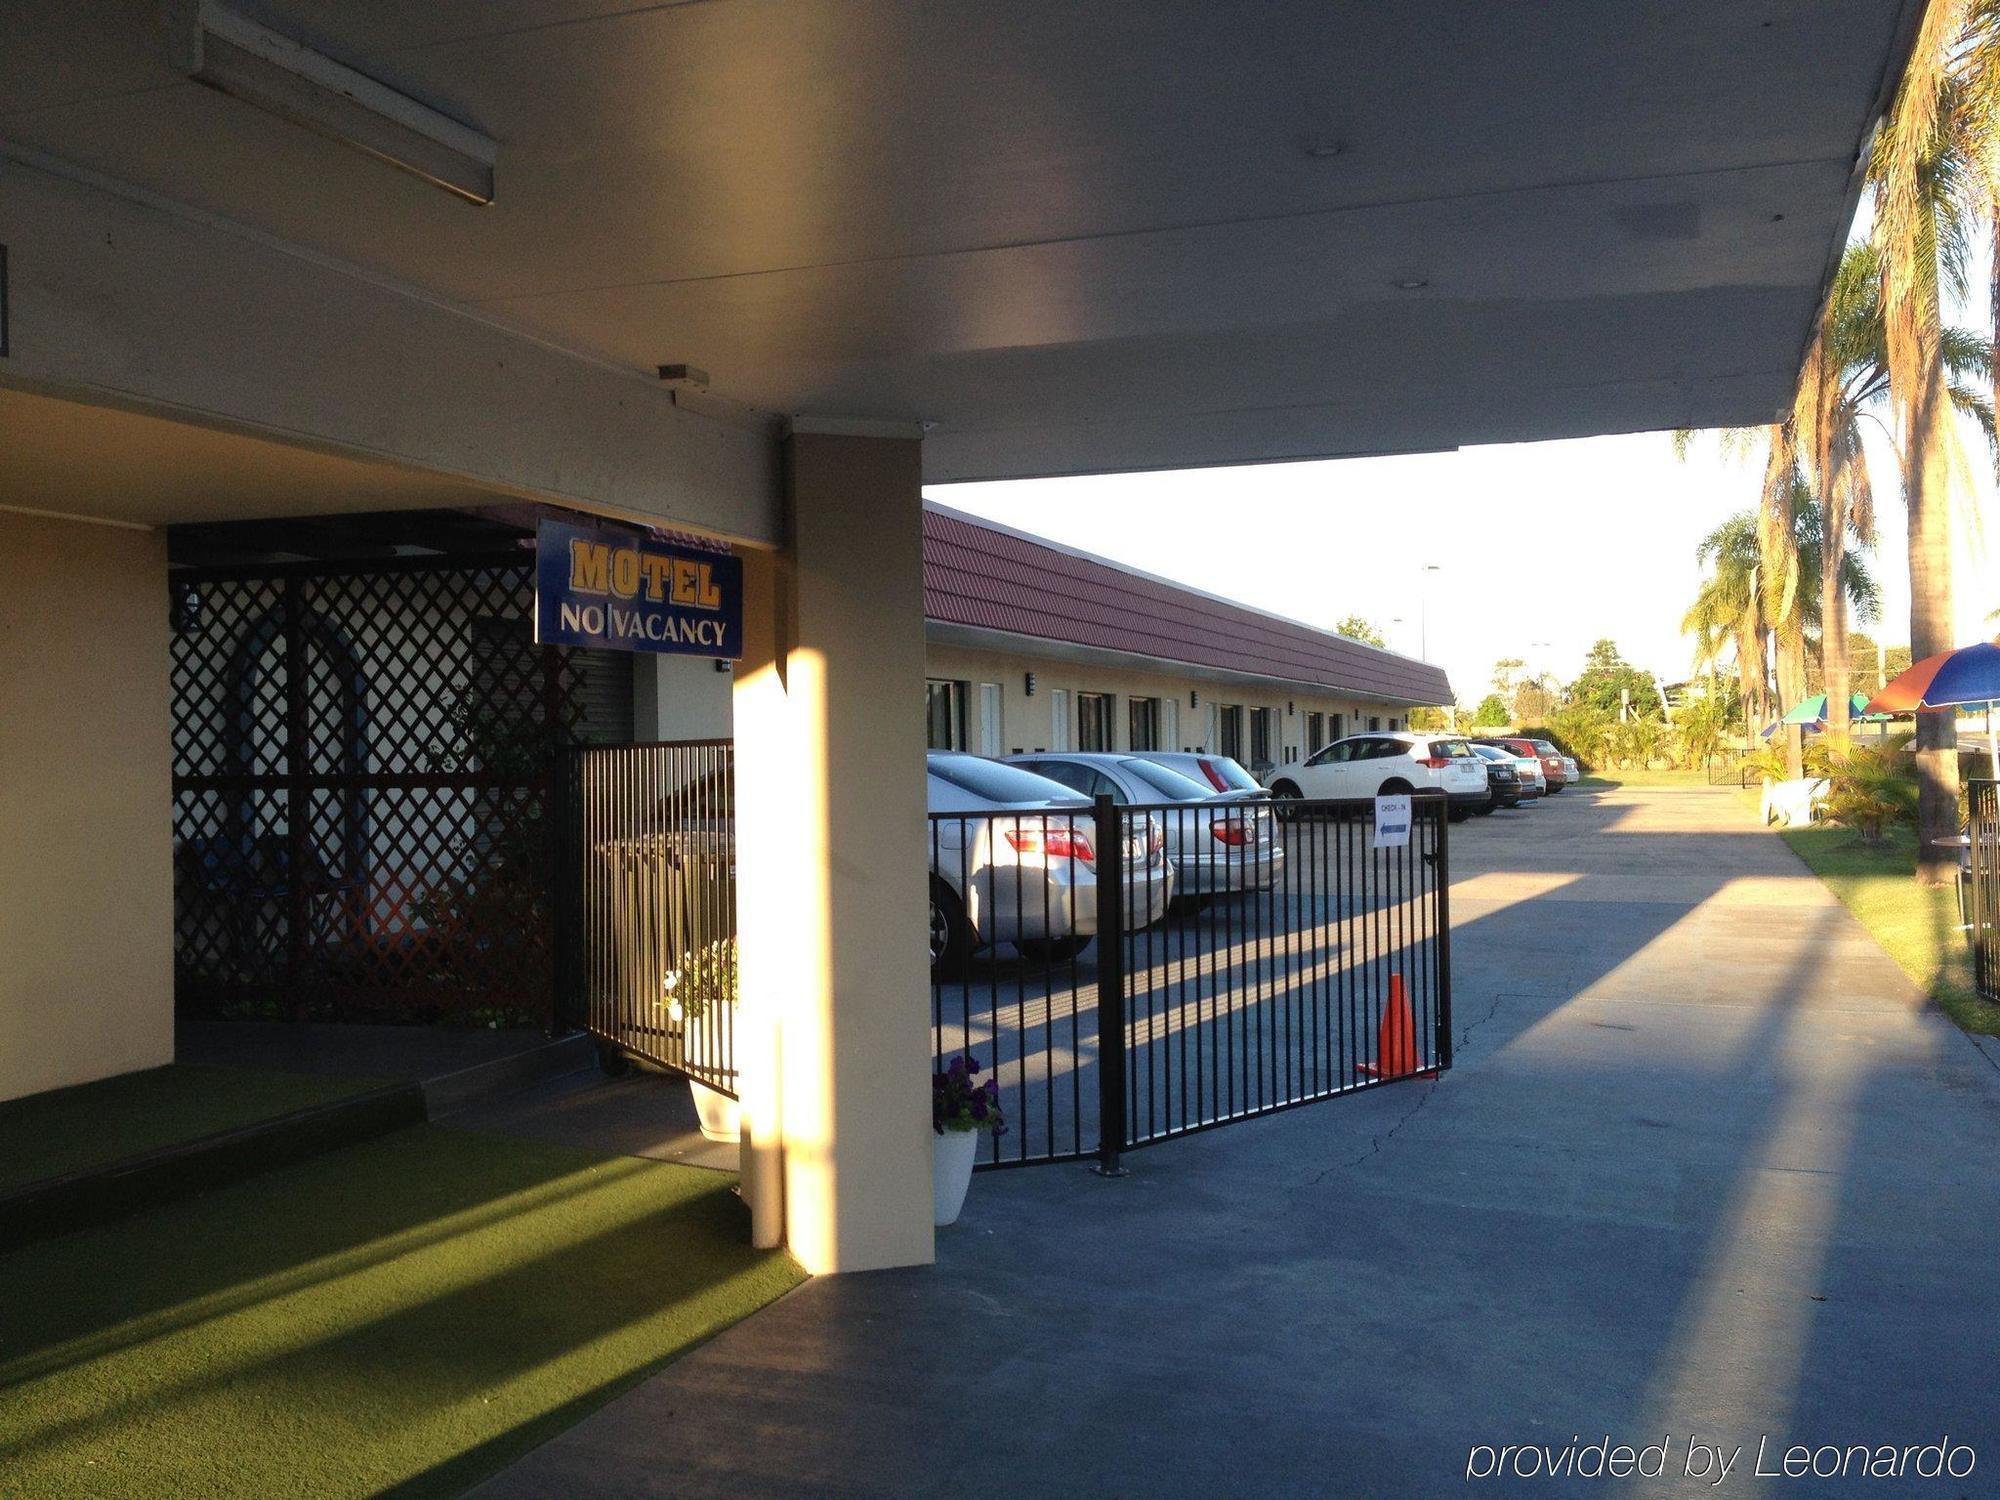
[1119,759,1216,800]
[927,755,1080,804]
[1530,740,1561,755]
[1429,738,1478,758]
[1471,745,1507,761]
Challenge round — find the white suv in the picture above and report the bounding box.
[1263,731,1490,821]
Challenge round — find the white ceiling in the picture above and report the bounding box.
[1,0,1917,480]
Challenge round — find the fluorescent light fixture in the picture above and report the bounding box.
[163,0,495,204]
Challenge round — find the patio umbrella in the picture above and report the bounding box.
[1865,640,2000,781]
[1758,692,1891,739]
[1780,692,1889,727]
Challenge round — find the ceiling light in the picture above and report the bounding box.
[1392,277,1430,290]
[163,0,496,204]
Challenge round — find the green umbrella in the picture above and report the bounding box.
[1779,692,1890,726]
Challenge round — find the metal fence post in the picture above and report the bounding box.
[1093,793,1129,1177]
[1433,799,1453,1071]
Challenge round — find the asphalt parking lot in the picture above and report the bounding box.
[482,783,2000,1498]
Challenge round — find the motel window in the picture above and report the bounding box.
[1077,692,1113,752]
[1306,711,1325,756]
[1162,696,1180,752]
[1217,704,1245,762]
[1330,712,1345,741]
[1368,716,1381,732]
[1128,696,1161,752]
[926,679,967,751]
[1249,706,1275,768]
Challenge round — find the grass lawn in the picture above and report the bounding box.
[1773,822,1993,1035]
[0,1064,389,1192]
[0,1125,804,1498]
[1576,767,1723,788]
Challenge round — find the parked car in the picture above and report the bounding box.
[1475,737,1572,793]
[926,752,1173,974]
[1469,743,1535,811]
[1006,751,1284,896]
[1478,741,1544,798]
[1260,731,1489,821]
[1131,750,1267,798]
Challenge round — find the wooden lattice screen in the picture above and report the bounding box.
[169,552,589,1026]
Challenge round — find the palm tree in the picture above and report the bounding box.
[1685,511,1768,725]
[1756,426,1812,776]
[1790,241,1992,750]
[1870,0,1983,884]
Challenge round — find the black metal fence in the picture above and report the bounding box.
[1970,779,1998,1004]
[563,741,738,1096]
[931,793,1452,1170]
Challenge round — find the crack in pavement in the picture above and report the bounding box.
[1287,989,1511,1200]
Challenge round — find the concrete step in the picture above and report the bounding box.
[0,1082,425,1252]
[424,1030,598,1116]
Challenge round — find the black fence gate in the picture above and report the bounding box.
[562,740,738,1097]
[170,553,595,1025]
[931,794,1452,1169]
[1971,779,1998,1004]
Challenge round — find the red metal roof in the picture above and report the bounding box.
[923,504,1455,705]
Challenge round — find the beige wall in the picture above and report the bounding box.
[657,634,1424,767]
[923,642,1417,773]
[733,435,934,1274]
[0,512,174,1101]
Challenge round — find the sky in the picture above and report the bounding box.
[926,424,1998,711]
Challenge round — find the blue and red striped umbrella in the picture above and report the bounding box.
[1865,640,2000,780]
[1865,641,2000,714]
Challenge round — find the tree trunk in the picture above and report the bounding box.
[1822,489,1852,754]
[1907,362,1960,887]
[1775,625,1808,779]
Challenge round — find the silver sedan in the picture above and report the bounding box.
[1005,752,1284,898]
[927,753,1173,974]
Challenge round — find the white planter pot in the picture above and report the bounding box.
[933,1128,980,1226]
[689,1079,741,1144]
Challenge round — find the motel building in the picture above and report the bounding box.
[628,500,1456,761]
[0,3,1919,1278]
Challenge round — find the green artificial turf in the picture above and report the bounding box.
[0,1064,389,1192]
[0,1125,804,1498]
[1774,822,1993,1035]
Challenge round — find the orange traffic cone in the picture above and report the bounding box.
[1358,973,1436,1080]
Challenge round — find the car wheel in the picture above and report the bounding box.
[1269,779,1304,821]
[930,878,973,978]
[1017,936,1090,964]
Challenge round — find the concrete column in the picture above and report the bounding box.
[732,434,932,1273]
[0,512,174,1100]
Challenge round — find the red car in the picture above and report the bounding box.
[1474,737,1571,792]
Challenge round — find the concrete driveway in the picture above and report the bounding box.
[478,785,2000,1498]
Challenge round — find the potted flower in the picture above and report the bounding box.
[663,937,739,1143]
[932,1054,1004,1226]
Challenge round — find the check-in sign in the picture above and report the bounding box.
[535,519,743,659]
[1372,793,1412,849]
